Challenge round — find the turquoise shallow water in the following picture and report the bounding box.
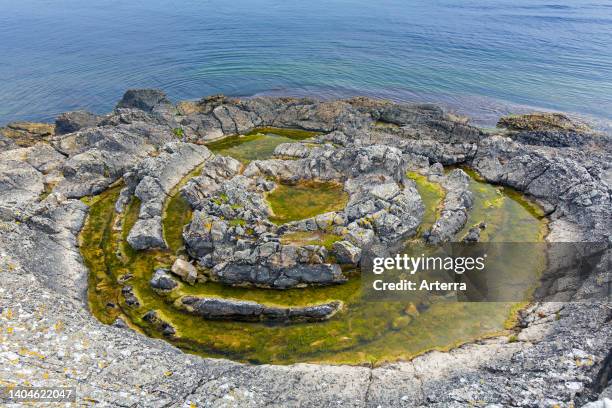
[0,0,610,126]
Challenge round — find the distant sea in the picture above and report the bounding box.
[1,0,610,128]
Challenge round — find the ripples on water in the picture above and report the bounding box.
[0,0,610,127]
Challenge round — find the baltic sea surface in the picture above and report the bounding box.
[1,0,610,127]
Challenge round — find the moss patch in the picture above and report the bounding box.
[266,181,348,225]
[406,171,445,236]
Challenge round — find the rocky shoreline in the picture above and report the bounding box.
[0,90,610,406]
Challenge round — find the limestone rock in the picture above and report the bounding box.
[171,258,197,285]
[127,217,165,250]
[1,90,610,406]
[332,240,361,265]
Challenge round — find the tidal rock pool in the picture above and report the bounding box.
[82,129,547,365]
[4,90,609,405]
[205,127,319,163]
[266,180,349,225]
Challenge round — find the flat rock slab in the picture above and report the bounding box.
[176,296,343,322]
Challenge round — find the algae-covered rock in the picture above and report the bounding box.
[497,112,592,133]
[142,310,176,337]
[176,296,342,322]
[116,89,173,112]
[150,269,179,291]
[0,121,55,147]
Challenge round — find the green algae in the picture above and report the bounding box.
[205,127,319,163]
[406,171,445,236]
[162,164,205,253]
[81,185,125,325]
[280,231,343,250]
[82,152,547,365]
[247,127,320,140]
[457,167,547,242]
[266,181,348,225]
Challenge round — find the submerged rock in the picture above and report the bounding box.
[150,269,178,291]
[121,285,140,308]
[142,310,176,337]
[175,296,343,322]
[116,89,173,112]
[462,222,487,242]
[55,110,102,135]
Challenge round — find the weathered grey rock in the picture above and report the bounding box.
[472,135,611,242]
[24,142,66,174]
[215,262,346,289]
[273,142,313,158]
[126,217,164,250]
[122,142,212,249]
[0,133,17,150]
[176,296,342,322]
[53,123,176,198]
[581,399,612,408]
[182,141,424,287]
[332,240,361,264]
[150,268,178,291]
[0,159,44,210]
[1,90,610,407]
[426,169,473,244]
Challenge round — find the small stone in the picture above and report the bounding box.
[121,285,140,307]
[171,259,198,285]
[150,269,178,291]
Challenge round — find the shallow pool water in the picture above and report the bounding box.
[83,151,547,365]
[266,181,348,225]
[205,127,319,163]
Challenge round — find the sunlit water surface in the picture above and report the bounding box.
[1,0,611,128]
